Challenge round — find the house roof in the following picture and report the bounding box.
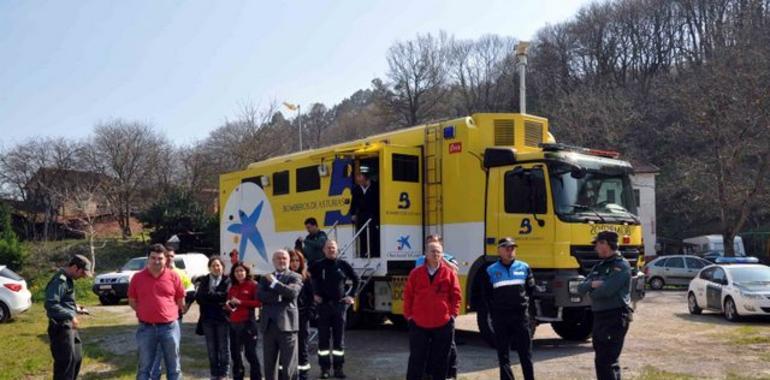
[630,160,660,174]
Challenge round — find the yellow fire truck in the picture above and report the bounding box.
[219,112,645,342]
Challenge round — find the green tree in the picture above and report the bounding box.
[0,203,24,270]
[138,188,216,252]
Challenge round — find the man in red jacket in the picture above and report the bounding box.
[403,241,462,380]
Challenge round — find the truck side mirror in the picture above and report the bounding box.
[570,167,586,179]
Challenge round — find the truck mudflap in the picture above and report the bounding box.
[630,272,646,306]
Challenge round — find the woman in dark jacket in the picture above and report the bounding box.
[289,249,315,380]
[195,256,231,380]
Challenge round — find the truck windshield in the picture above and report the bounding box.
[548,162,638,223]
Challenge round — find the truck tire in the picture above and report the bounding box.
[477,308,537,348]
[388,314,409,329]
[346,309,386,330]
[476,308,496,348]
[99,294,120,306]
[551,309,593,341]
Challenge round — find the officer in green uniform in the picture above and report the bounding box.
[301,217,328,266]
[45,255,92,380]
[577,231,633,380]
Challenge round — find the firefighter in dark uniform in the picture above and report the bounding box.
[483,237,536,380]
[349,166,380,257]
[577,231,633,380]
[309,239,360,379]
[44,255,92,380]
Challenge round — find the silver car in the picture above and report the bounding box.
[643,255,712,290]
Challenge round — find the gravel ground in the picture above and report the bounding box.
[86,290,770,379]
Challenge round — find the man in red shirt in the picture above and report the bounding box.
[403,241,461,380]
[128,244,185,380]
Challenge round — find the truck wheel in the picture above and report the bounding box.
[346,309,386,330]
[551,309,593,341]
[388,314,409,329]
[476,308,496,348]
[99,295,119,306]
[477,308,537,348]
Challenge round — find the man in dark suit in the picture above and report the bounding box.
[258,249,303,380]
[349,166,380,257]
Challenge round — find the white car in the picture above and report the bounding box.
[0,265,32,322]
[687,259,770,321]
[92,253,209,305]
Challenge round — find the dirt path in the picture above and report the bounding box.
[85,291,770,379]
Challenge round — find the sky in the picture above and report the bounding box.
[0,0,596,146]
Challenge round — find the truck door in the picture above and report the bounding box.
[379,146,423,260]
[495,163,555,268]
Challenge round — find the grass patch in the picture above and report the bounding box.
[19,238,148,305]
[0,303,138,380]
[728,326,770,345]
[0,302,210,380]
[633,366,696,380]
[726,373,770,380]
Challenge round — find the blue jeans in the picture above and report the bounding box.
[149,319,182,380]
[136,321,181,380]
[203,319,230,377]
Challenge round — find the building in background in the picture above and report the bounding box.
[630,161,659,261]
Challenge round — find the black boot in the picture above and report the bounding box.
[333,368,346,379]
[320,369,331,379]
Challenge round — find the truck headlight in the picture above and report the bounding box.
[119,277,129,284]
[568,280,582,296]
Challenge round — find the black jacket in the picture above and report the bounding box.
[309,257,360,303]
[482,260,536,314]
[297,276,315,316]
[195,275,231,322]
[350,182,379,224]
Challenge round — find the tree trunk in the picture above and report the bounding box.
[89,227,96,273]
[723,231,736,257]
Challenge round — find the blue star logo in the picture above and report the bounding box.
[226,201,267,262]
[397,235,411,250]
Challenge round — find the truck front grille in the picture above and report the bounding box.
[570,246,641,275]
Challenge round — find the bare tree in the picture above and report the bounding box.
[379,32,452,126]
[198,102,286,177]
[0,138,81,240]
[46,169,110,271]
[300,103,334,149]
[87,119,168,238]
[448,35,517,114]
[665,42,770,255]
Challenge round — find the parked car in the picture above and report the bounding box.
[687,258,770,321]
[683,234,747,257]
[643,255,712,290]
[92,253,209,305]
[0,265,32,322]
[701,250,749,263]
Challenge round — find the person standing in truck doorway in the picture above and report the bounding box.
[350,166,380,257]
